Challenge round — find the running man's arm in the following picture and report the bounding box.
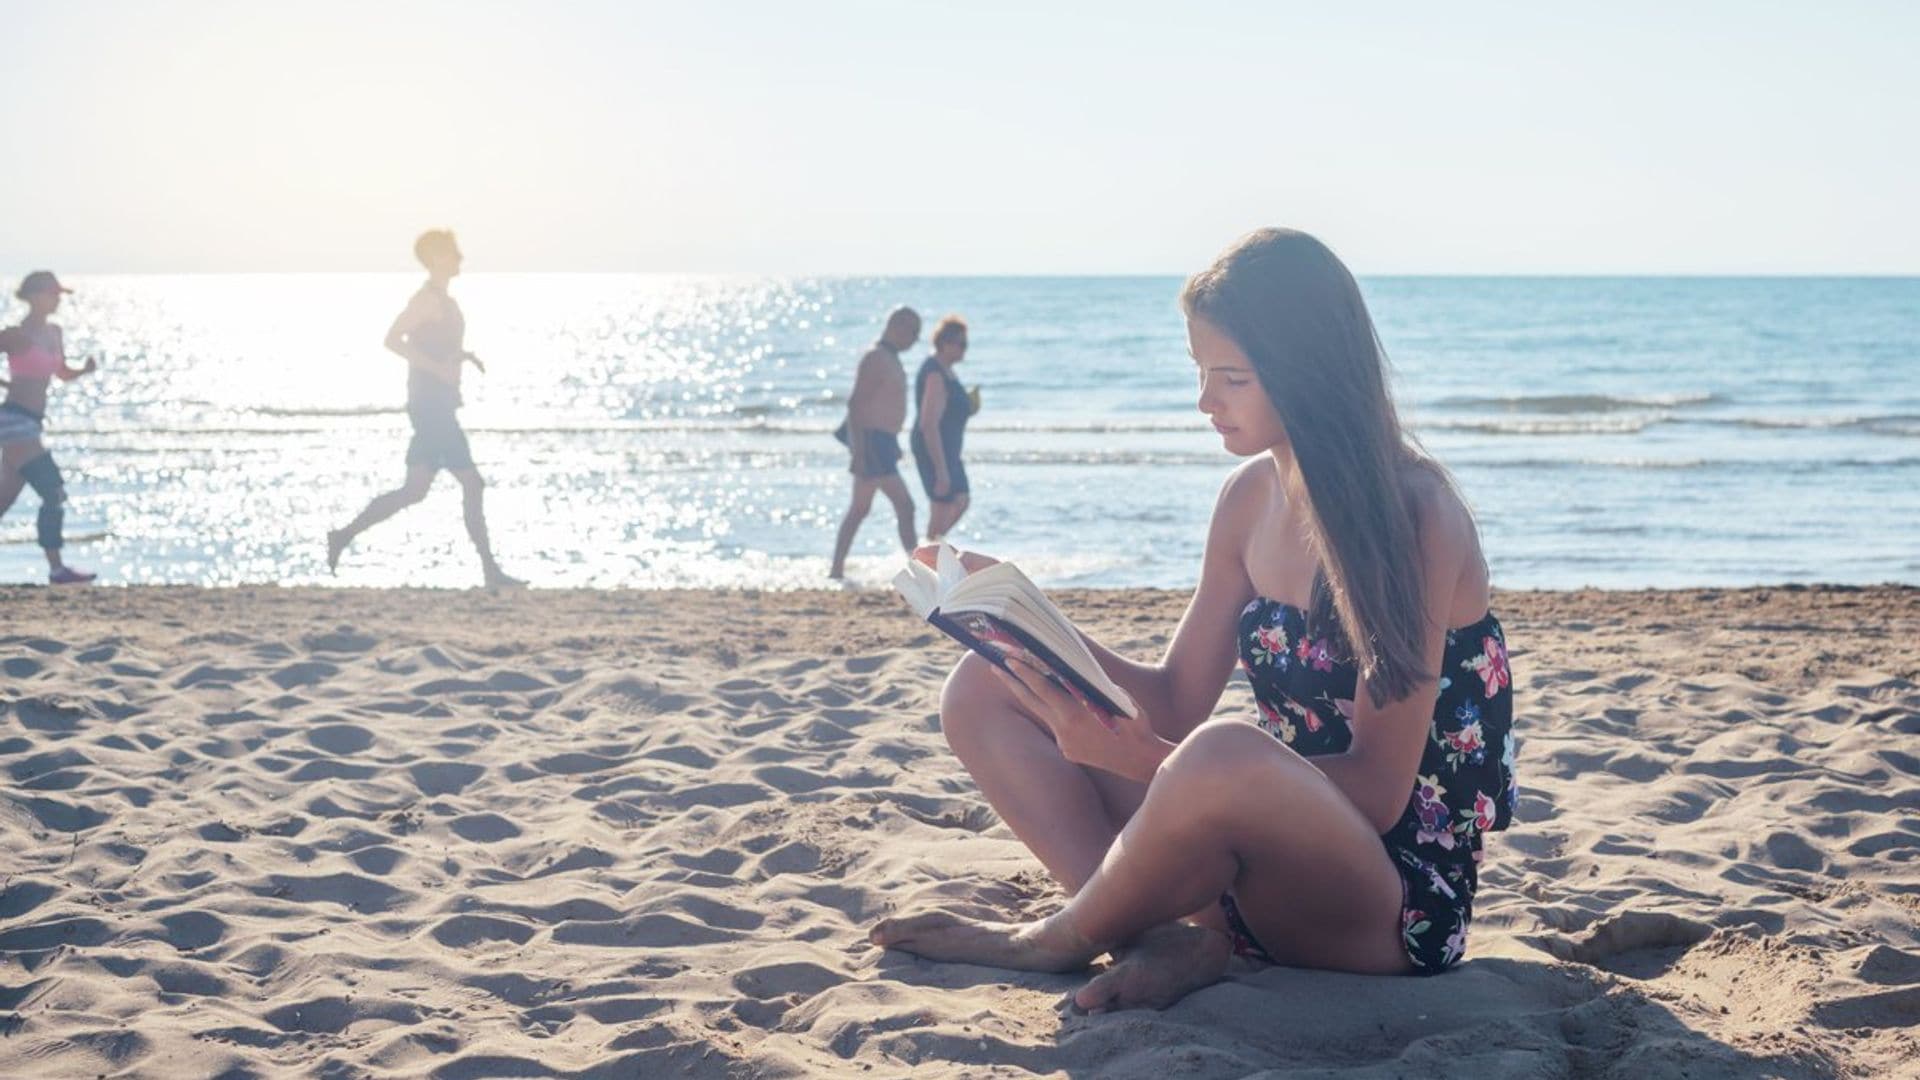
[384,293,458,384]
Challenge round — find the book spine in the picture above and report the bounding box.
[929,609,1129,720]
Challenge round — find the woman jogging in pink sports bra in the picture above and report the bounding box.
[0,270,98,584]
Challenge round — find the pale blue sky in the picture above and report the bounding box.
[3,1,1914,273]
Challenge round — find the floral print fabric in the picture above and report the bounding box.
[1228,597,1517,973]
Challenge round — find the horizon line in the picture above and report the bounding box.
[11,268,1920,280]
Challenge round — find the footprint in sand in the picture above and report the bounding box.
[449,813,522,842]
[269,660,339,690]
[431,914,538,949]
[0,880,61,920]
[1533,910,1716,979]
[306,723,374,755]
[407,761,484,796]
[159,910,230,951]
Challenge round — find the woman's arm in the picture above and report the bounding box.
[1307,487,1474,832]
[49,327,93,381]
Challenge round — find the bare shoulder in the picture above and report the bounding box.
[1217,455,1273,513]
[860,347,904,378]
[1401,462,1488,608]
[1208,456,1278,547]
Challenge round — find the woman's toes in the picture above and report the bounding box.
[1073,967,1127,1012]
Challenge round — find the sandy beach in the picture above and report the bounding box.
[2,584,1917,1078]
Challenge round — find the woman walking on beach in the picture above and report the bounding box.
[911,315,974,542]
[0,271,98,584]
[872,229,1517,1010]
[328,231,521,588]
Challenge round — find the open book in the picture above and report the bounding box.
[893,545,1137,720]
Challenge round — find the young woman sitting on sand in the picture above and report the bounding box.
[871,228,1518,1010]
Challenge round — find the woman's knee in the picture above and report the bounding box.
[1156,718,1305,801]
[938,652,1021,751]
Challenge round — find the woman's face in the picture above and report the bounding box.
[28,289,61,316]
[1188,315,1288,457]
[936,334,967,363]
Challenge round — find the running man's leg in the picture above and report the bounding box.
[330,465,436,571]
[451,467,521,587]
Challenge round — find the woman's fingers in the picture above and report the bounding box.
[1004,654,1091,723]
[991,657,1059,726]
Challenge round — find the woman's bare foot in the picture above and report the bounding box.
[1073,921,1232,1012]
[870,910,1100,972]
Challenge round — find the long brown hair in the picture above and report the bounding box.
[1181,228,1441,706]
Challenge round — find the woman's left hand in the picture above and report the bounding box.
[993,652,1171,783]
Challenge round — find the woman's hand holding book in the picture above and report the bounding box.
[911,544,998,575]
[992,652,1174,784]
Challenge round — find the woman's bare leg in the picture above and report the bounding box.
[874,719,1408,1006]
[905,653,1238,1008]
[930,492,970,541]
[938,651,1149,891]
[0,439,44,520]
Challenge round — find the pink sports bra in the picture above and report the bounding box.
[7,338,61,379]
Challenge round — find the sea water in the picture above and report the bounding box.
[2,274,1914,589]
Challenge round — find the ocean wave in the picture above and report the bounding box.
[1426,391,1721,413]
[1463,456,1920,472]
[249,405,406,418]
[1696,413,1920,436]
[1419,416,1666,436]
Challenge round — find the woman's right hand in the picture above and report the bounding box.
[911,544,998,574]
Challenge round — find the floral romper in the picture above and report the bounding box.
[1221,597,1518,973]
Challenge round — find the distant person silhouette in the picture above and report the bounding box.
[828,306,919,579]
[328,231,522,588]
[0,271,98,584]
[911,314,975,541]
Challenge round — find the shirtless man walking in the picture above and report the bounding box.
[828,306,919,579]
